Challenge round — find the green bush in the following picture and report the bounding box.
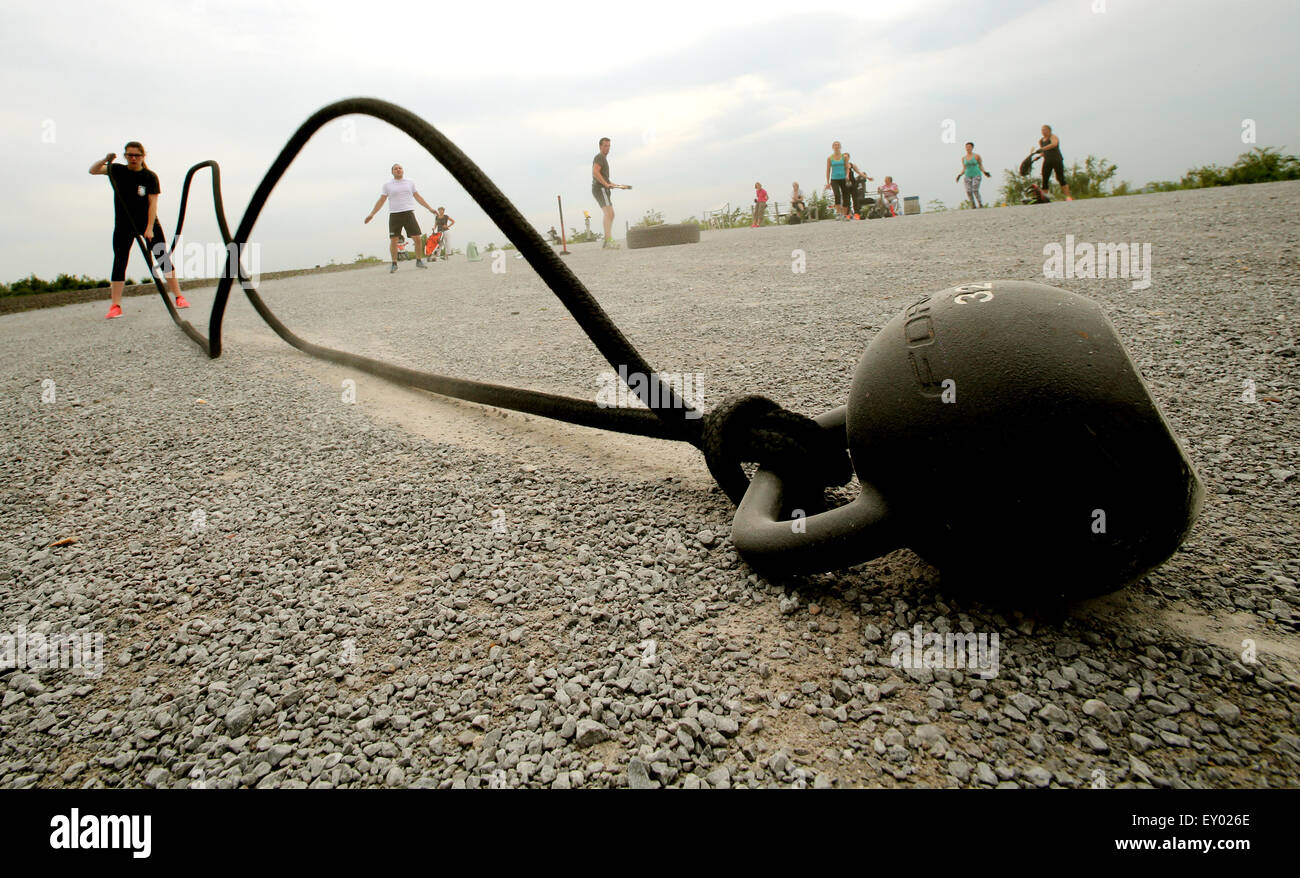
[1224,147,1300,184]
[1065,155,1119,199]
[781,191,834,222]
[568,227,600,243]
[998,170,1035,206]
[1,273,115,298]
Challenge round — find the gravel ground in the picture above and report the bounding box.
[1,181,1297,789]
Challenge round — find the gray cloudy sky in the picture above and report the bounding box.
[2,0,1298,280]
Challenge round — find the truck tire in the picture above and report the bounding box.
[626,223,700,249]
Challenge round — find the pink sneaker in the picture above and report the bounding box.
[106,304,122,319]
[175,294,190,309]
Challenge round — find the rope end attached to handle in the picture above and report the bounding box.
[700,394,852,507]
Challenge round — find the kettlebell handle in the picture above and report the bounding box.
[731,406,900,574]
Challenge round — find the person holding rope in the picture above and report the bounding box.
[365,162,437,272]
[844,152,872,219]
[89,142,190,319]
[1034,124,1072,201]
[592,137,631,248]
[955,142,992,208]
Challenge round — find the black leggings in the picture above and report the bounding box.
[112,222,173,282]
[830,179,851,207]
[1041,151,1066,188]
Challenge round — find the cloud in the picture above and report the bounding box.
[1,0,1297,280]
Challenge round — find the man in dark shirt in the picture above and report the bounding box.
[591,137,630,248]
[89,144,189,319]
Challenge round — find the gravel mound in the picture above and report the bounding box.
[1,181,1296,788]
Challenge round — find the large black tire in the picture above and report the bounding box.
[626,223,700,249]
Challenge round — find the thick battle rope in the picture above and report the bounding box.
[112,97,852,505]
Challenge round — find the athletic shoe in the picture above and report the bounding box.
[390,263,399,273]
[105,304,122,319]
[1066,197,1074,202]
[175,295,190,309]
[415,260,427,269]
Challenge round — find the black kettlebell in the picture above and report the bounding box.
[732,280,1203,599]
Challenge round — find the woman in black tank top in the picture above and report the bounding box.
[1036,124,1072,201]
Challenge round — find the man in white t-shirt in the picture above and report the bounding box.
[364,163,438,272]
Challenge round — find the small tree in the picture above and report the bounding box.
[1179,163,1227,189]
[1064,155,1119,199]
[999,169,1036,205]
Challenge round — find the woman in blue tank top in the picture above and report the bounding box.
[955,141,991,208]
[825,141,850,220]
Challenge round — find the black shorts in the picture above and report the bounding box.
[388,210,421,238]
[830,179,850,206]
[111,222,173,282]
[592,184,611,208]
[1041,152,1066,187]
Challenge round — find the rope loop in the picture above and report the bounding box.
[701,394,852,506]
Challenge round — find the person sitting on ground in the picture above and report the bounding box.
[878,176,900,214]
[790,182,807,219]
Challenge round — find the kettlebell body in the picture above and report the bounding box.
[732,280,1203,599]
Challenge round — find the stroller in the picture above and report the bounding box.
[393,235,417,260]
[424,229,448,260]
